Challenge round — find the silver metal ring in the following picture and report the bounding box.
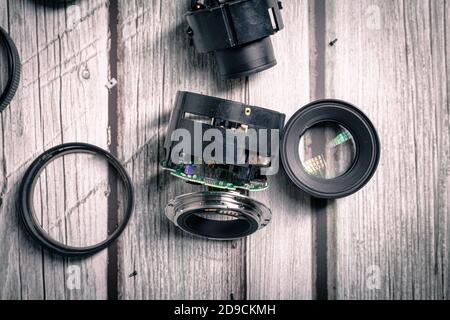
[166,191,272,240]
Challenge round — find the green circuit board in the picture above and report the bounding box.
[160,160,268,192]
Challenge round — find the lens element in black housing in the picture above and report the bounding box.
[281,100,380,199]
[186,0,284,79]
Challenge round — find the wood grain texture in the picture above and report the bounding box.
[0,0,448,301]
[246,0,314,300]
[325,0,450,299]
[0,0,111,299]
[115,0,248,300]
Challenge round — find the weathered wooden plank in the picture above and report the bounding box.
[35,0,111,300]
[1,0,447,301]
[246,0,314,300]
[116,0,248,300]
[0,0,44,300]
[0,0,111,299]
[325,0,449,299]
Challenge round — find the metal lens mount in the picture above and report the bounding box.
[162,91,285,240]
[166,192,271,240]
[0,26,21,113]
[281,100,380,199]
[186,0,284,79]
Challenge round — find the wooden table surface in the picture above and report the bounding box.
[0,0,448,300]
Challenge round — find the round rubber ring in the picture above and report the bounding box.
[0,26,21,113]
[18,143,134,257]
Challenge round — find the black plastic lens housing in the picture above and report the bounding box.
[281,100,380,199]
[164,91,286,189]
[162,91,285,240]
[186,0,284,79]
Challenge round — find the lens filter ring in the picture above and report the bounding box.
[0,26,21,113]
[18,143,134,257]
[281,99,380,199]
[166,191,272,240]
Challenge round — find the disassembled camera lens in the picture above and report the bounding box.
[162,94,381,239]
[162,91,285,239]
[0,26,21,113]
[186,0,284,79]
[18,143,134,257]
[281,100,380,199]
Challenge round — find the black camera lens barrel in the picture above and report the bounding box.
[186,0,284,79]
[281,100,380,199]
[18,143,135,257]
[164,91,286,167]
[163,91,284,240]
[0,26,21,113]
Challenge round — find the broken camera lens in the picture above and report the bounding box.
[18,143,134,257]
[162,91,285,240]
[186,0,284,79]
[162,94,380,240]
